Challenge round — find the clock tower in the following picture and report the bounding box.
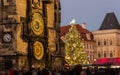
[22,0,47,69]
[0,0,62,70]
[23,0,62,70]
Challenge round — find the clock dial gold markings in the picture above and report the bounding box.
[33,41,44,60]
[31,13,44,35]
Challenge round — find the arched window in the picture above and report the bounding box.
[104,53,106,57]
[98,52,101,58]
[104,40,107,45]
[98,41,100,46]
[110,51,113,57]
[87,44,88,49]
[110,40,112,45]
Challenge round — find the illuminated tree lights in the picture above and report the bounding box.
[65,24,88,66]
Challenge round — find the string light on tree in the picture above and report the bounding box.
[65,19,88,66]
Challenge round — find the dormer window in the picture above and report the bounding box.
[86,33,91,40]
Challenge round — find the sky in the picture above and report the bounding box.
[60,0,120,31]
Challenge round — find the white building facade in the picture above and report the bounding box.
[92,12,120,59]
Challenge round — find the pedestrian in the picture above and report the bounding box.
[69,64,82,75]
[8,68,14,75]
[80,71,86,75]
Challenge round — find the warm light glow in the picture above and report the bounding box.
[101,58,107,63]
[65,24,88,66]
[117,58,120,62]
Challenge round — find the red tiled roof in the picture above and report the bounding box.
[60,24,94,41]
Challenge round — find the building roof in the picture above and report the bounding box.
[99,12,120,30]
[60,24,94,41]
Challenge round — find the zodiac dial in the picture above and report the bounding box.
[33,41,44,60]
[31,13,44,35]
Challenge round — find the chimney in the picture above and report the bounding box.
[82,22,86,29]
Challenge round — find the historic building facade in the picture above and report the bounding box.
[92,12,120,59]
[0,0,61,70]
[60,23,96,64]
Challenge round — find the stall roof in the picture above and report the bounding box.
[93,58,120,66]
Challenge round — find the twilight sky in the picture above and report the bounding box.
[60,0,120,31]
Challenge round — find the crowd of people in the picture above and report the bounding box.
[0,64,120,75]
[62,64,120,75]
[0,67,51,75]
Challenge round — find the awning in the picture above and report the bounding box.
[92,58,120,66]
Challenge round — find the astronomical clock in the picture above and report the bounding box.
[31,13,44,36]
[24,0,47,68]
[31,13,45,61]
[21,0,62,69]
[33,41,44,60]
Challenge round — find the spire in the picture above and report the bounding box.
[99,12,120,30]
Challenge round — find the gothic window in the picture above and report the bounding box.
[90,55,92,61]
[90,45,92,49]
[58,1,61,10]
[54,12,57,22]
[110,40,112,45]
[104,40,107,45]
[58,12,61,23]
[87,56,90,60]
[98,41,100,46]
[98,52,101,58]
[87,44,88,49]
[54,3,57,9]
[110,51,113,57]
[104,53,106,57]
[84,44,86,49]
[93,55,94,61]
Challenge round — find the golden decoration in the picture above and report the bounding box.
[65,24,87,66]
[33,41,44,60]
[31,13,44,35]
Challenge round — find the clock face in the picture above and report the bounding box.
[31,13,44,35]
[3,33,12,43]
[33,41,44,60]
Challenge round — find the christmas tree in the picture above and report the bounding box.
[65,24,87,66]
